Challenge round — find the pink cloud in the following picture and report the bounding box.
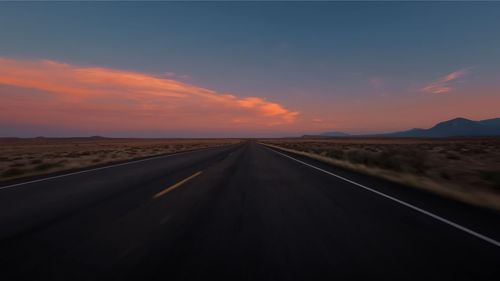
[0,57,298,131]
[420,68,469,94]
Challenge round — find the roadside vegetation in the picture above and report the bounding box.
[260,137,500,210]
[0,137,241,182]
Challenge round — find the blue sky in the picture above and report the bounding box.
[1,1,499,137]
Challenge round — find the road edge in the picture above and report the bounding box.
[0,142,242,190]
[259,142,500,248]
[258,142,500,211]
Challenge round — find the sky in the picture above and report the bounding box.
[0,1,499,137]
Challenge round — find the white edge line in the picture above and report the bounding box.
[262,144,500,248]
[0,146,224,191]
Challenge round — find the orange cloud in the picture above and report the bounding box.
[237,97,298,124]
[420,68,468,94]
[0,57,298,131]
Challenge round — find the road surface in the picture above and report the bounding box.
[0,141,499,280]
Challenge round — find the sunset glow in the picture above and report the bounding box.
[1,2,499,137]
[0,57,298,134]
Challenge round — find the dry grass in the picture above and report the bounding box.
[0,137,241,182]
[260,137,500,210]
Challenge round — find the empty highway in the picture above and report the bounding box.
[0,141,499,280]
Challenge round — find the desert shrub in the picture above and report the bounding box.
[2,168,27,177]
[326,149,344,159]
[399,149,428,174]
[34,162,60,171]
[470,148,486,154]
[30,159,43,164]
[364,147,378,153]
[308,148,322,154]
[43,154,58,158]
[372,150,403,172]
[446,153,461,160]
[0,157,10,162]
[345,150,377,166]
[439,170,451,180]
[65,152,80,158]
[482,171,500,189]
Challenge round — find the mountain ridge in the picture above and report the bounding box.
[310,117,500,138]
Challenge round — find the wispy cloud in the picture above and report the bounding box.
[161,72,189,79]
[0,57,298,131]
[420,68,469,94]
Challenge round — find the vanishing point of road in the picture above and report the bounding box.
[0,141,499,280]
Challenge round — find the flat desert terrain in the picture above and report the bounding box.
[260,137,500,210]
[0,137,241,182]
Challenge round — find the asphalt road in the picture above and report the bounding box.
[0,141,499,280]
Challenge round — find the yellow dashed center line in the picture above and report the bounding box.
[153,171,202,199]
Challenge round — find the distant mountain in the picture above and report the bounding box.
[380,117,500,137]
[320,131,350,137]
[313,117,500,138]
